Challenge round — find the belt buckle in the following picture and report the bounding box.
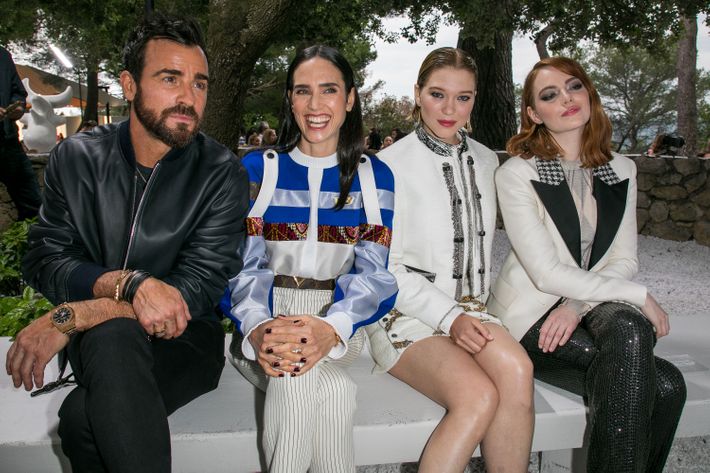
[292,276,304,289]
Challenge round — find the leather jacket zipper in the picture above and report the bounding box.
[122,161,161,269]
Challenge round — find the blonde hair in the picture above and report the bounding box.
[506,57,612,168]
[412,47,478,132]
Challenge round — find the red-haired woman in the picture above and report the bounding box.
[489,57,686,473]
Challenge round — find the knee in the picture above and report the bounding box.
[595,305,655,354]
[498,353,534,410]
[450,377,499,419]
[656,359,687,407]
[320,367,357,413]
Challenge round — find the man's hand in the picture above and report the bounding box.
[0,106,5,120]
[538,305,580,353]
[131,277,191,339]
[640,293,670,338]
[5,312,69,391]
[450,313,494,354]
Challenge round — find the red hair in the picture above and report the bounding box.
[506,57,612,168]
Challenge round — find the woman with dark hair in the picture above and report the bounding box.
[222,45,397,472]
[366,47,534,473]
[490,57,686,473]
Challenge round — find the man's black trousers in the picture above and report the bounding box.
[58,317,225,473]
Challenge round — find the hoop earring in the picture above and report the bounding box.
[465,119,472,134]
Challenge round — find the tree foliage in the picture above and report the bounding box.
[573,45,678,153]
[362,93,414,135]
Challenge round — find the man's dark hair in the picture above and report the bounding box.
[122,12,206,81]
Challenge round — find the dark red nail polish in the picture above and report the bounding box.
[291,373,296,377]
[265,328,272,334]
[294,366,301,372]
[273,361,280,367]
[278,373,284,377]
[301,337,307,343]
[300,357,307,363]
[293,319,301,324]
[266,348,273,354]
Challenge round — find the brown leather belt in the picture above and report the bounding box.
[273,275,336,291]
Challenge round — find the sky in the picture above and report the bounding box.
[364,15,710,100]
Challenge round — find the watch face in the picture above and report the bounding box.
[53,307,73,325]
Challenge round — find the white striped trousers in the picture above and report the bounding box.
[231,287,363,473]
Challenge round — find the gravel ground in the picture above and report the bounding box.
[490,230,710,319]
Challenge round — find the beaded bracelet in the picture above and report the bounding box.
[113,270,131,303]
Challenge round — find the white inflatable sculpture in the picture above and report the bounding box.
[18,78,73,153]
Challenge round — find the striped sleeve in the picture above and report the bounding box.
[324,157,398,358]
[221,151,275,360]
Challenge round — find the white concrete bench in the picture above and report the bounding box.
[1,314,709,472]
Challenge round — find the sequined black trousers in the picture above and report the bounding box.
[520,302,686,473]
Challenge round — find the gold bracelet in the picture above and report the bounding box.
[114,270,131,303]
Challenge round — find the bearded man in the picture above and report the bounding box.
[5,13,248,473]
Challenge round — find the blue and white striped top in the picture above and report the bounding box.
[222,146,398,359]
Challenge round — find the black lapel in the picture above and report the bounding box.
[588,177,629,268]
[531,180,582,266]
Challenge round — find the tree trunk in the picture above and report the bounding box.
[676,14,697,157]
[534,24,554,59]
[458,30,516,151]
[204,0,295,152]
[84,60,99,123]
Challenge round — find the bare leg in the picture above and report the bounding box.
[389,336,499,473]
[474,324,535,473]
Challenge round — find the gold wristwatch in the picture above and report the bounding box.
[51,303,77,335]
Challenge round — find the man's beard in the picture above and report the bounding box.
[133,88,201,148]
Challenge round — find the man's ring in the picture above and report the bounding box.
[292,347,302,354]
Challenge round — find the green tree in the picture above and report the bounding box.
[362,94,414,136]
[204,0,388,151]
[395,1,708,150]
[1,0,206,124]
[573,45,678,153]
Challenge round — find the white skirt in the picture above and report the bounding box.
[365,295,503,374]
[229,286,364,390]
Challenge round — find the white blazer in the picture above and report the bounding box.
[488,153,648,341]
[377,131,499,332]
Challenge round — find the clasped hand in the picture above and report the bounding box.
[248,315,339,377]
[132,277,191,339]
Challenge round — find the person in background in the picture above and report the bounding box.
[367,126,382,150]
[223,45,397,473]
[366,47,534,473]
[0,45,41,221]
[381,135,393,149]
[390,127,405,142]
[262,127,277,146]
[491,56,686,473]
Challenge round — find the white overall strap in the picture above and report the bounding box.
[248,149,279,218]
[356,155,382,226]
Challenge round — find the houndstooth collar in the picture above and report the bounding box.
[534,157,621,186]
[416,125,469,158]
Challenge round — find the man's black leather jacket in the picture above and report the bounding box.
[22,121,249,320]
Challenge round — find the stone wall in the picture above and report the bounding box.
[2,154,710,246]
[632,155,710,246]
